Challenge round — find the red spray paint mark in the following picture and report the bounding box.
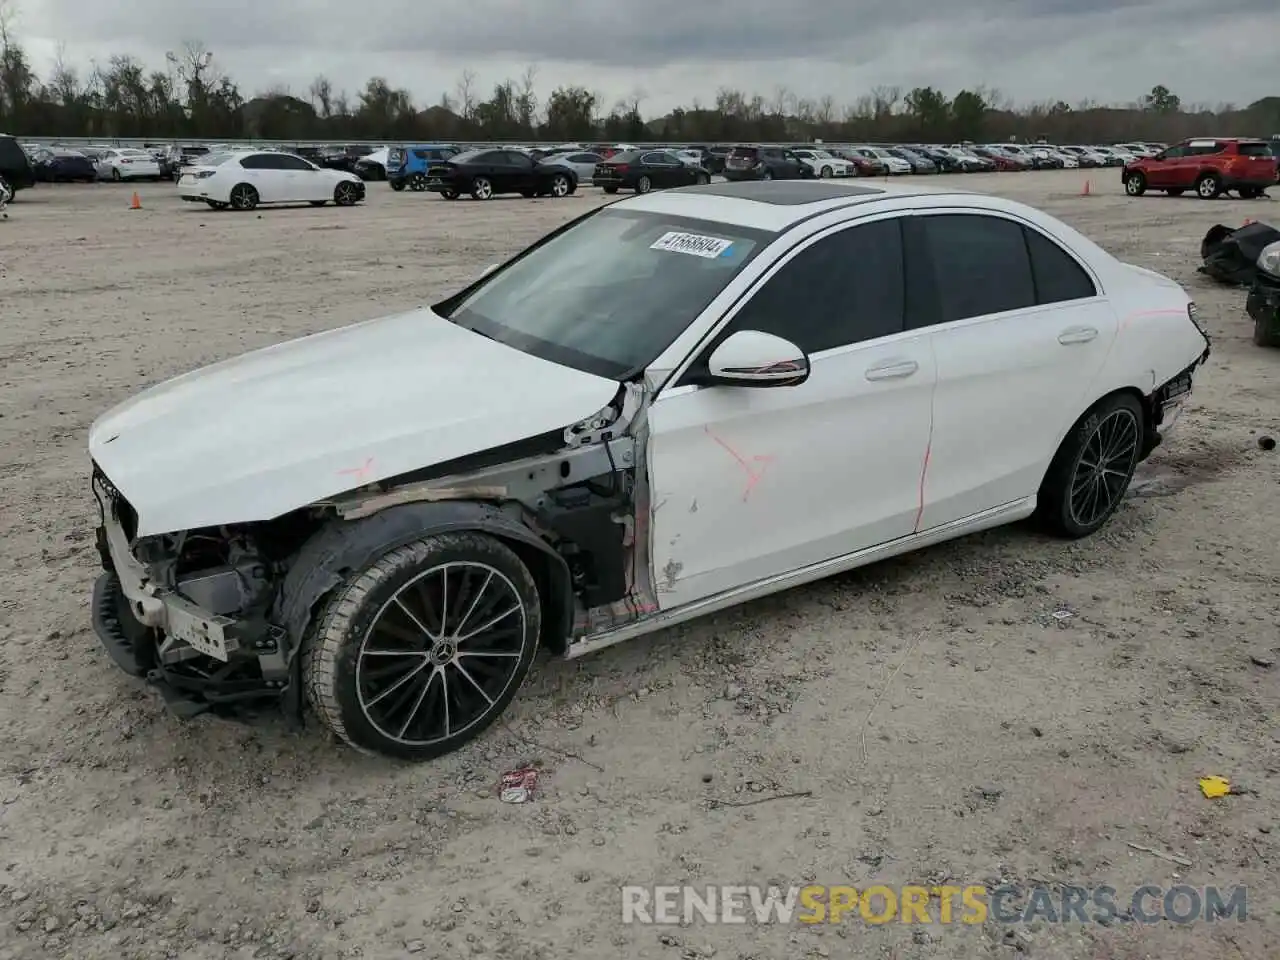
[704,426,775,501]
[913,438,932,532]
[339,456,375,482]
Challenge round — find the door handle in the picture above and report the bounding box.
[1058,325,1099,345]
[865,359,919,381]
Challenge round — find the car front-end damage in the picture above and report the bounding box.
[88,381,661,721]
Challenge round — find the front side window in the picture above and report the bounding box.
[437,209,771,379]
[717,219,906,355]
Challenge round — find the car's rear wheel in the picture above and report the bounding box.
[761,169,773,180]
[441,188,459,200]
[603,186,619,194]
[390,179,406,192]
[1238,186,1263,199]
[1036,393,1144,539]
[229,183,259,211]
[1196,173,1222,199]
[471,177,494,200]
[1124,172,1147,196]
[304,532,541,760]
[636,175,652,194]
[695,173,709,185]
[334,181,360,206]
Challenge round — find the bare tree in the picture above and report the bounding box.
[455,68,477,121]
[870,85,901,117]
[308,74,333,118]
[769,84,792,116]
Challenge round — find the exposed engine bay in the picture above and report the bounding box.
[91,381,658,718]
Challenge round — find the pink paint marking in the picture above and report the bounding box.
[338,456,375,482]
[704,426,776,501]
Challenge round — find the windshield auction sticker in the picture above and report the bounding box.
[651,232,735,258]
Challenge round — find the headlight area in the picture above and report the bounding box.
[91,483,323,716]
[1248,242,1280,347]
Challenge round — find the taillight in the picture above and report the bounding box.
[613,164,629,174]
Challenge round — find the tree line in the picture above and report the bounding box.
[1,30,1277,145]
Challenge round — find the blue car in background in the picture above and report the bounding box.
[388,144,461,191]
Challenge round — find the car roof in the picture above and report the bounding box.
[610,179,975,232]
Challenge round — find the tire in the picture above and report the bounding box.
[1167,188,1184,196]
[820,165,833,178]
[1195,173,1222,199]
[1035,393,1145,539]
[761,169,773,181]
[303,531,541,761]
[470,177,493,200]
[1254,313,1280,347]
[334,181,360,206]
[229,183,259,211]
[1238,186,1263,199]
[1124,172,1146,196]
[409,173,428,192]
[636,175,652,194]
[390,179,406,192]
[549,173,571,198]
[441,189,459,200]
[111,168,121,182]
[603,186,619,194]
[695,173,709,185]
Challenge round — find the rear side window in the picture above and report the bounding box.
[1024,228,1097,303]
[0,136,29,164]
[727,219,906,353]
[921,214,1036,322]
[729,147,758,159]
[1238,142,1272,157]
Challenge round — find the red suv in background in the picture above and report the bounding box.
[1123,137,1276,199]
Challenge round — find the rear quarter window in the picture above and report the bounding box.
[0,136,28,164]
[1238,142,1273,157]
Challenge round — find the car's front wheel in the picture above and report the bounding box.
[334,181,361,206]
[1036,393,1144,538]
[548,173,572,198]
[1124,171,1147,196]
[304,532,542,760]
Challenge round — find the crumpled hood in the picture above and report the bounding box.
[89,308,619,536]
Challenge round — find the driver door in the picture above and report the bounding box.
[646,216,936,610]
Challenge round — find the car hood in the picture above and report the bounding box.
[89,309,620,537]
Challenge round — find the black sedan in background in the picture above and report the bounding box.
[425,148,578,200]
[592,150,711,194]
[31,148,97,182]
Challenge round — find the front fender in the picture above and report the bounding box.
[274,500,573,660]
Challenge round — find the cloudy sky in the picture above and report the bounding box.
[12,0,1279,115]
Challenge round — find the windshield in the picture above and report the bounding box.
[437,209,772,379]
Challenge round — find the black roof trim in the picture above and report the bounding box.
[670,180,886,206]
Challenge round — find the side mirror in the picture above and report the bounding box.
[703,330,809,387]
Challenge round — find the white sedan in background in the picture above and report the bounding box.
[792,148,854,178]
[854,146,912,174]
[96,148,162,181]
[541,150,605,181]
[177,150,366,211]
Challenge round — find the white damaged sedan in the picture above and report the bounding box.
[88,180,1210,759]
[177,149,366,211]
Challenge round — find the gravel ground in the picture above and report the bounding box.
[0,171,1277,960]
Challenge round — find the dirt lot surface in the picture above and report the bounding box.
[0,171,1277,960]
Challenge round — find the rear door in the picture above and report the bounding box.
[909,211,1116,529]
[1233,141,1278,183]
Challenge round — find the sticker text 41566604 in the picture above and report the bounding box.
[650,231,735,259]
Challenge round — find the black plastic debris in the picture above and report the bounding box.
[1198,221,1280,285]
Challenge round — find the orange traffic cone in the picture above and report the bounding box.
[129,191,141,210]
[1081,180,1091,197]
